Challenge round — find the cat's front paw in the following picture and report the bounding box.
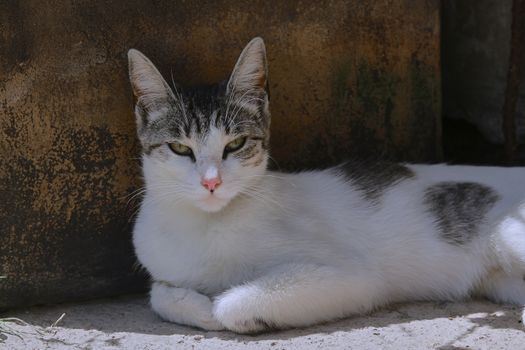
[213,287,273,334]
[151,283,225,331]
[195,315,225,331]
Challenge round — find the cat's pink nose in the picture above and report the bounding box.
[201,177,222,192]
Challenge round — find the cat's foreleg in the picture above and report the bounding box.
[213,263,381,333]
[150,281,225,331]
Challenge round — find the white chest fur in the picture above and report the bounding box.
[133,199,271,295]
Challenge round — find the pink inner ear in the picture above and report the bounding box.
[256,70,267,89]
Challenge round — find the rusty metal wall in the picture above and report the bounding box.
[0,0,441,308]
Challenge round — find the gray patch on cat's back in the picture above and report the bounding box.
[424,182,500,245]
[337,160,415,203]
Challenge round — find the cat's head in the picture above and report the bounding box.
[128,38,270,212]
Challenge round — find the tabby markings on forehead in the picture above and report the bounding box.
[137,79,270,154]
[424,182,500,246]
[139,110,185,155]
[336,160,415,204]
[172,84,224,137]
[179,98,264,138]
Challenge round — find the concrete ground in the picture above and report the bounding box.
[1,295,524,350]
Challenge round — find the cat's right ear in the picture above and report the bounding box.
[128,49,175,128]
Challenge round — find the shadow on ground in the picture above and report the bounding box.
[1,294,524,349]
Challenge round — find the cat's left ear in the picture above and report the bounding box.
[226,37,268,98]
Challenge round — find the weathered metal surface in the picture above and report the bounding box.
[0,0,440,308]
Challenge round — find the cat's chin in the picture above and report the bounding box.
[194,195,232,213]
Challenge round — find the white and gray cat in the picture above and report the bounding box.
[128,37,525,333]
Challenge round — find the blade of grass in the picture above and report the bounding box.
[50,313,66,328]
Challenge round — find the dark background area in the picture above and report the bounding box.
[442,0,525,165]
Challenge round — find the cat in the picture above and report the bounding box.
[127,37,525,334]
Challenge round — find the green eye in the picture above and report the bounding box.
[224,137,247,156]
[168,142,194,159]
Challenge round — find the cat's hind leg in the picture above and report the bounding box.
[484,209,525,324]
[478,270,525,305]
[213,263,383,333]
[494,207,525,273]
[477,270,525,324]
[150,281,225,331]
[483,206,525,303]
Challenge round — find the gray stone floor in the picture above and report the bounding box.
[1,295,524,349]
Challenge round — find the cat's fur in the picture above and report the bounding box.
[128,38,525,333]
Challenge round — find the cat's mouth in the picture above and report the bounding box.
[195,192,232,212]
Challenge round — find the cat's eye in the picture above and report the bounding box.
[168,142,194,159]
[223,137,247,157]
